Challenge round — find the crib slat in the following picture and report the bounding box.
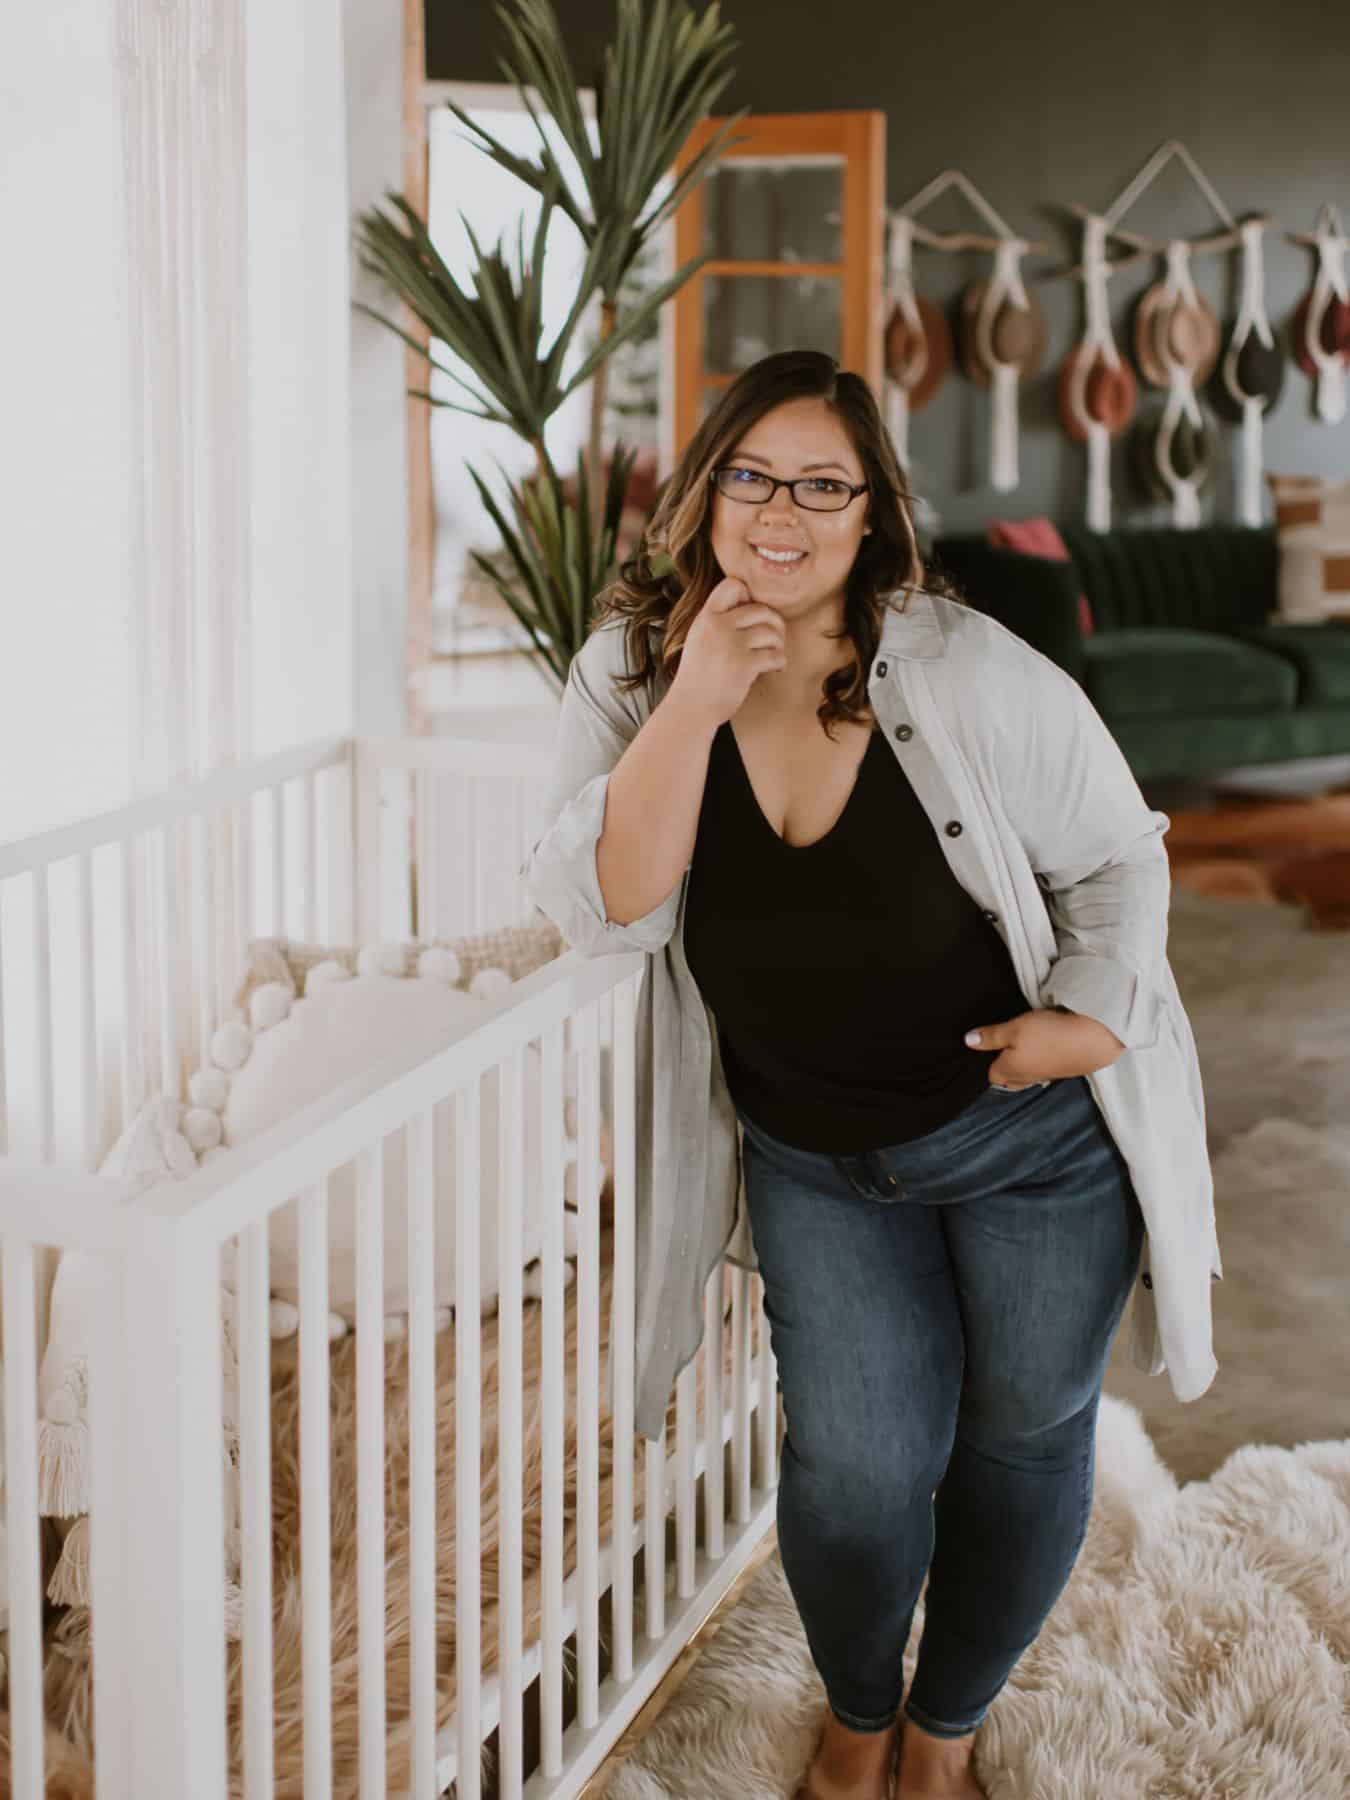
[413,769,433,943]
[703,1272,725,1562]
[575,1000,601,1726]
[356,1142,388,1800]
[303,769,319,942]
[236,796,254,957]
[455,1075,484,1800]
[406,1108,438,1800]
[271,784,285,938]
[757,1279,778,1490]
[730,1266,753,1524]
[298,1181,334,1800]
[33,863,55,1163]
[609,976,637,1681]
[497,1048,526,1800]
[643,1427,665,1641]
[675,1358,696,1599]
[0,903,8,1154]
[77,850,99,1170]
[472,781,484,932]
[539,1021,565,1775]
[457,773,471,938]
[120,834,142,1127]
[3,1238,46,1800]
[158,822,180,1099]
[239,1220,275,1799]
[191,815,212,1076]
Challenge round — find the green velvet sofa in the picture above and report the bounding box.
[928,524,1350,782]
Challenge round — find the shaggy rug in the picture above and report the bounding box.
[602,887,1350,1799]
[604,1393,1350,1800]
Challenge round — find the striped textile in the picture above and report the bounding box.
[1268,472,1350,622]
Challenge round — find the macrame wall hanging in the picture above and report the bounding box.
[1289,204,1350,425]
[884,170,1047,490]
[1054,212,1137,532]
[1058,143,1260,529]
[1212,219,1285,526]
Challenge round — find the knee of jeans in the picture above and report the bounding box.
[956,1378,1100,1460]
[786,1408,954,1519]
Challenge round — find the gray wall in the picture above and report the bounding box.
[429,0,1350,533]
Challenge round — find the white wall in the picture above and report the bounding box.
[0,6,134,841]
[246,0,355,759]
[344,0,410,740]
[0,0,357,839]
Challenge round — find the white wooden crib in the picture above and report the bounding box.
[0,734,780,1800]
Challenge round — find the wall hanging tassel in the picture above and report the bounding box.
[881,214,952,470]
[1154,241,1212,527]
[1057,215,1136,532]
[882,216,920,467]
[1221,221,1282,525]
[1292,207,1350,424]
[966,237,1045,492]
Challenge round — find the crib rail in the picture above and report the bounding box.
[0,944,780,1799]
[0,732,780,1800]
[0,735,353,1179]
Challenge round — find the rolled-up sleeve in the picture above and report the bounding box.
[518,625,683,958]
[991,649,1172,1052]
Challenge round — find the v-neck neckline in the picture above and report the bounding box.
[725,718,877,853]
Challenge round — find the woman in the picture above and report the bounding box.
[520,350,1221,1800]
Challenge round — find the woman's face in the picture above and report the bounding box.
[707,396,870,617]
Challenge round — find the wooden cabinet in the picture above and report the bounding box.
[671,110,886,456]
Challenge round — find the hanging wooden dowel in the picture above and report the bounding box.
[892,167,1048,256]
[1043,245,1155,283]
[902,221,1050,255]
[1066,202,1162,252]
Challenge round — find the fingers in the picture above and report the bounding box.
[706,576,750,610]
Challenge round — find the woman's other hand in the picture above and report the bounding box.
[964,1008,1125,1089]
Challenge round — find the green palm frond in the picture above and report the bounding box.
[353,0,740,681]
[353,178,612,440]
[444,0,744,300]
[465,447,638,684]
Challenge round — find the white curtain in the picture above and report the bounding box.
[0,0,353,1160]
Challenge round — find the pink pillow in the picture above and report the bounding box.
[987,518,1094,636]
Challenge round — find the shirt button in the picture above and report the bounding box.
[983,909,997,921]
[876,660,888,677]
[894,724,913,741]
[1141,1272,1153,1290]
[945,821,963,837]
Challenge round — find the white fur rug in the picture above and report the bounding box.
[608,1393,1350,1799]
[608,890,1350,1799]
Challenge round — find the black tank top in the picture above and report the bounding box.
[682,717,1030,1152]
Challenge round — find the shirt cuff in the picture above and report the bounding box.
[1040,953,1162,1052]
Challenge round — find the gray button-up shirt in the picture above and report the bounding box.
[520,587,1222,1442]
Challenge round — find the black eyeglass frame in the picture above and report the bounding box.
[708,465,870,512]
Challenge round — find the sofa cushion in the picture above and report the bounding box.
[1226,622,1350,706]
[986,517,1095,634]
[927,537,1086,680]
[1083,628,1300,720]
[1267,473,1350,623]
[1059,525,1277,633]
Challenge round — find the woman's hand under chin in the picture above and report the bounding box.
[964,1007,1125,1089]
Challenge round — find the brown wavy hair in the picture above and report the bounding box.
[592,348,954,739]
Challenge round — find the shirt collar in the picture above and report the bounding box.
[875,586,948,661]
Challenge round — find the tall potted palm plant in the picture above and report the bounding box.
[353,0,744,688]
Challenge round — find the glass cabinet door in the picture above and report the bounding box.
[672,111,886,454]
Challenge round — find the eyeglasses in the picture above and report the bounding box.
[709,465,869,513]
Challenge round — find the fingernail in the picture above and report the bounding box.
[965,1030,981,1046]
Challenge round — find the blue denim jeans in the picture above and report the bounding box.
[736,1074,1144,1739]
